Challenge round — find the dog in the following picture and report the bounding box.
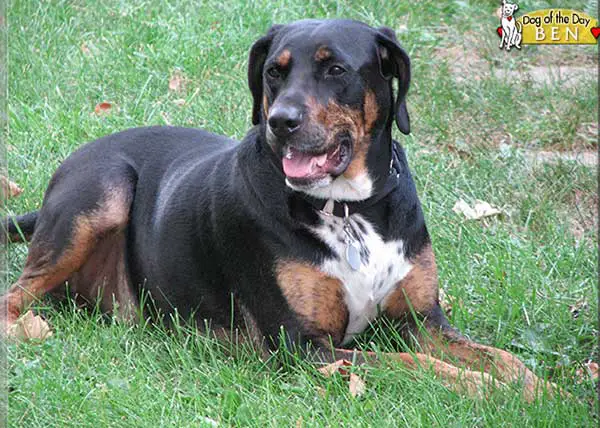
[2,19,553,401]
[499,0,522,51]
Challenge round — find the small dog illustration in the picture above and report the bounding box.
[499,0,522,51]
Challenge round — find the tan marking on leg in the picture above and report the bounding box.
[324,348,504,399]
[1,188,131,333]
[418,330,560,402]
[67,229,138,322]
[308,90,378,179]
[276,261,348,346]
[276,49,291,67]
[314,46,331,61]
[388,351,505,398]
[383,244,439,317]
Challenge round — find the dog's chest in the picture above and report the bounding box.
[311,213,413,344]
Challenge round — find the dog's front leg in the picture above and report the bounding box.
[414,305,560,402]
[275,261,349,351]
[381,244,556,402]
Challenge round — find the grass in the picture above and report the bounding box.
[3,0,598,426]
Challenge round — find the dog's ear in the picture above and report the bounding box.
[248,25,282,125]
[375,26,411,135]
[513,4,518,11]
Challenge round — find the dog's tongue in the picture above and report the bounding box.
[282,148,328,178]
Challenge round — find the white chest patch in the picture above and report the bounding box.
[311,213,413,345]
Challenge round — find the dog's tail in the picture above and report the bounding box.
[2,211,38,243]
[516,20,522,32]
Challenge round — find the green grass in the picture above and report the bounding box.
[4,0,598,426]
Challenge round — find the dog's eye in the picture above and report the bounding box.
[266,67,281,79]
[327,65,346,77]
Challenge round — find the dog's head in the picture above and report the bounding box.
[501,1,518,18]
[248,19,411,200]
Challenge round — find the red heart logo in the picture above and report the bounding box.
[507,16,512,21]
[496,26,503,37]
[591,27,600,39]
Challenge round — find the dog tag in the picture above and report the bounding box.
[345,240,362,271]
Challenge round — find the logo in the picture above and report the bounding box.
[496,1,599,50]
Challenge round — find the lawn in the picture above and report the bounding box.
[3,0,598,426]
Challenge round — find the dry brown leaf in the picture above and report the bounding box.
[0,176,23,199]
[452,199,502,220]
[569,299,588,319]
[575,361,599,384]
[8,311,53,341]
[295,416,303,428]
[317,359,352,377]
[173,98,186,107]
[349,373,366,398]
[80,42,91,55]
[318,359,366,398]
[94,102,113,115]
[168,70,188,93]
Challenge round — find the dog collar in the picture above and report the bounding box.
[298,142,403,218]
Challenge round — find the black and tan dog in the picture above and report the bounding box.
[3,19,553,400]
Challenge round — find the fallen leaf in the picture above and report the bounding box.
[568,299,588,319]
[453,199,502,220]
[94,102,113,115]
[80,42,91,55]
[315,386,326,398]
[349,373,366,398]
[575,361,599,384]
[295,416,303,428]
[318,359,367,398]
[0,176,23,198]
[8,311,53,341]
[494,7,502,19]
[173,98,186,107]
[453,199,476,219]
[168,70,188,93]
[317,359,352,377]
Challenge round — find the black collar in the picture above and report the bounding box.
[297,142,402,217]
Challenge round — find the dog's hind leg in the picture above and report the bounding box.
[1,169,135,336]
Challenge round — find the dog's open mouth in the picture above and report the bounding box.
[282,138,352,183]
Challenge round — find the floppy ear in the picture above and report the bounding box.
[248,25,282,125]
[376,26,411,135]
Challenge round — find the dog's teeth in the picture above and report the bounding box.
[285,152,293,160]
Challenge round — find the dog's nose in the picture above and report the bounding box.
[268,105,303,138]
